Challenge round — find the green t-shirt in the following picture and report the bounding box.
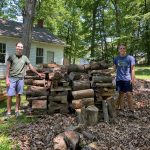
[7,54,30,78]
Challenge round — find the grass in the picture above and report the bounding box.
[135,66,150,80]
[0,80,37,150]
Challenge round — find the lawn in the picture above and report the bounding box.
[0,81,36,150]
[135,66,150,80]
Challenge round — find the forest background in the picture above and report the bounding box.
[0,0,150,64]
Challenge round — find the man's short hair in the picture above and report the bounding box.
[16,42,23,46]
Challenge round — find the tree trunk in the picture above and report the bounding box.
[22,0,37,58]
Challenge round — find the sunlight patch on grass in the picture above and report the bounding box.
[0,135,14,150]
[135,66,150,79]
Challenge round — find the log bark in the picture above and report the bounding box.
[69,72,89,81]
[92,76,112,83]
[32,100,47,109]
[89,69,112,76]
[85,105,99,125]
[94,83,114,88]
[68,64,85,73]
[49,95,68,104]
[72,98,94,109]
[72,81,90,91]
[26,86,49,96]
[90,61,108,70]
[102,100,109,123]
[76,108,86,124]
[72,89,94,100]
[42,63,60,68]
[24,79,46,86]
[24,75,44,80]
[26,96,47,101]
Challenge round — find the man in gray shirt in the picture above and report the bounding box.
[6,42,44,117]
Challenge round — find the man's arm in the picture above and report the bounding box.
[6,62,10,87]
[131,65,135,84]
[28,64,44,78]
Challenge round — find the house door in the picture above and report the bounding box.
[47,51,54,63]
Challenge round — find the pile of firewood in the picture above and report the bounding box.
[25,61,116,123]
[48,64,71,114]
[25,68,50,110]
[89,68,116,123]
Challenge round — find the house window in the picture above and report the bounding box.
[0,43,6,63]
[36,48,43,64]
[47,51,54,63]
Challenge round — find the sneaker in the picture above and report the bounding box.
[3,112,12,121]
[15,111,20,118]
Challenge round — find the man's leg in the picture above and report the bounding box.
[15,94,21,112]
[126,92,134,111]
[116,92,125,110]
[7,96,12,114]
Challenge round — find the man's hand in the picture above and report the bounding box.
[37,73,45,78]
[131,79,136,85]
[6,79,10,87]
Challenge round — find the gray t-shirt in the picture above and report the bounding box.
[7,54,30,78]
[113,55,135,81]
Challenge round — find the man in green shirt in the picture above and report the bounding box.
[6,42,43,117]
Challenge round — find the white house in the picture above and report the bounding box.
[0,19,65,78]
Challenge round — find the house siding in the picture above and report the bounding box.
[0,37,64,78]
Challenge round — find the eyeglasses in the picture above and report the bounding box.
[119,47,125,50]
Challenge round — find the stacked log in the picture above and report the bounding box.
[69,69,99,126]
[89,69,116,123]
[25,68,49,110]
[43,64,71,114]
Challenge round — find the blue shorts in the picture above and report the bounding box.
[116,80,132,93]
[7,77,24,96]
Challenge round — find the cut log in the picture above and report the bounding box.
[68,64,85,73]
[51,72,63,80]
[92,76,112,83]
[48,101,68,114]
[94,83,114,88]
[72,89,94,100]
[76,107,86,124]
[26,96,47,101]
[69,72,89,81]
[72,98,94,109]
[42,63,60,68]
[102,100,109,123]
[32,100,47,109]
[24,75,44,80]
[25,79,46,86]
[53,131,80,150]
[26,86,49,96]
[49,95,68,104]
[90,61,108,70]
[83,64,91,71]
[85,105,99,125]
[72,81,90,91]
[89,69,112,76]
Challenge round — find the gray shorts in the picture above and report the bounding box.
[7,77,24,96]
